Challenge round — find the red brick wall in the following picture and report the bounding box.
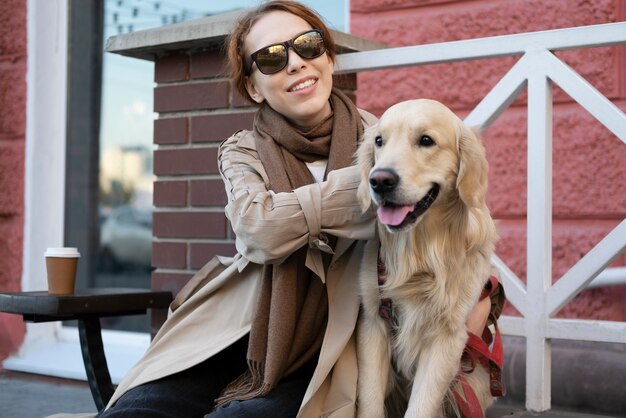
[352,0,626,320]
[0,0,26,364]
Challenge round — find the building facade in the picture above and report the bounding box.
[0,0,624,411]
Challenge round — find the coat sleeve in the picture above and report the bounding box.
[218,130,376,265]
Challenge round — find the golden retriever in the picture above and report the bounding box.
[356,99,497,418]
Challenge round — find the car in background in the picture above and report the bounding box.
[99,205,152,272]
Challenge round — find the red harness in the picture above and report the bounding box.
[452,274,505,418]
[377,255,505,418]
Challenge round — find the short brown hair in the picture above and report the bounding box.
[226,1,336,103]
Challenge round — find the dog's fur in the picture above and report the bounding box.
[356,99,497,418]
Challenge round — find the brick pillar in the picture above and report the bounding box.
[150,49,249,331]
[149,46,356,332]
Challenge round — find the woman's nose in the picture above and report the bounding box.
[286,48,306,73]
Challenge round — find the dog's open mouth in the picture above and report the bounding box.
[376,184,440,229]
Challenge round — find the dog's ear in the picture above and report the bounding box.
[456,123,488,208]
[356,125,377,211]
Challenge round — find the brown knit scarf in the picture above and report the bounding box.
[215,88,363,406]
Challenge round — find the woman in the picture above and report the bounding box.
[98,2,493,417]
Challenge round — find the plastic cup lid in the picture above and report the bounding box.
[44,247,81,258]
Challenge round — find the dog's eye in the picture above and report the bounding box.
[419,135,435,147]
[375,135,383,147]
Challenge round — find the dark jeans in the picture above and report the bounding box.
[98,337,313,418]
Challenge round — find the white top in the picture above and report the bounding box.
[306,159,328,183]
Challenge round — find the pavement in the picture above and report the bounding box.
[0,370,623,418]
[0,371,96,418]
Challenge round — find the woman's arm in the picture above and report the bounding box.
[219,131,375,265]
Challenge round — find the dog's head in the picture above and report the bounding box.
[357,99,488,233]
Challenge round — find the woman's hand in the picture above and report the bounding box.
[465,296,491,335]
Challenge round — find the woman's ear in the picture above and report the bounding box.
[245,77,265,104]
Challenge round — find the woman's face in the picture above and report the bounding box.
[244,11,334,128]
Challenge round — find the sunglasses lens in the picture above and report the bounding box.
[293,31,325,59]
[250,30,326,75]
[255,45,288,75]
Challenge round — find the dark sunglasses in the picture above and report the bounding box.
[245,29,326,76]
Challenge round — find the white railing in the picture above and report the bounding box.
[336,22,626,412]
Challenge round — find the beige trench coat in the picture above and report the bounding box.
[62,109,378,418]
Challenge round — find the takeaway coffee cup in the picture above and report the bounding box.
[45,247,80,295]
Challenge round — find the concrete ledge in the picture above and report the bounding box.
[105,9,386,61]
[487,402,620,418]
[500,336,626,416]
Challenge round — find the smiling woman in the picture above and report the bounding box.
[95,2,380,417]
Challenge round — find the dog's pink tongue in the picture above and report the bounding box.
[377,205,413,226]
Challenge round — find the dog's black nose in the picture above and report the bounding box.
[369,169,399,194]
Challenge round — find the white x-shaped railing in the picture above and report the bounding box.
[336,22,626,412]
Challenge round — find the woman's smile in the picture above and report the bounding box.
[288,77,318,93]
